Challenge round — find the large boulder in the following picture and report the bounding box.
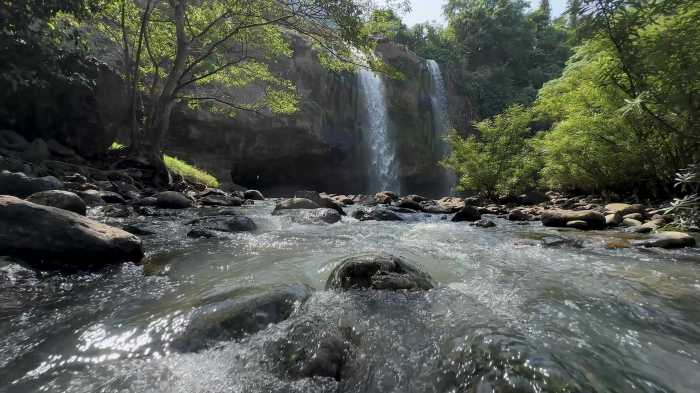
[326,254,434,291]
[171,284,313,352]
[452,205,482,222]
[156,191,193,209]
[351,206,403,221]
[632,232,696,249]
[26,190,86,215]
[0,170,64,198]
[0,196,143,266]
[541,209,606,230]
[273,198,320,213]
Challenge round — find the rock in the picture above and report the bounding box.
[121,224,156,236]
[156,191,193,209]
[396,197,422,211]
[452,205,482,222]
[275,208,342,224]
[375,191,398,203]
[0,129,29,151]
[605,213,622,226]
[541,209,606,230]
[244,189,265,200]
[26,190,86,215]
[172,284,313,352]
[435,197,464,213]
[187,215,257,234]
[320,197,346,216]
[628,225,653,234]
[420,202,452,214]
[21,138,50,162]
[623,213,644,221]
[632,232,696,249]
[541,236,583,248]
[0,170,64,198]
[132,196,158,207]
[186,229,218,239]
[332,195,353,205]
[507,209,531,221]
[622,218,643,227]
[76,189,105,206]
[516,191,548,205]
[135,206,158,216]
[200,194,242,207]
[46,139,78,157]
[98,191,126,204]
[639,218,666,231]
[0,196,143,266]
[605,203,645,217]
[405,194,428,203]
[326,254,434,291]
[351,207,403,221]
[472,219,496,228]
[64,173,88,184]
[294,190,323,205]
[111,181,141,200]
[272,198,320,213]
[566,220,589,230]
[102,204,131,218]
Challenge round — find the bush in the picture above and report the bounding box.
[163,155,219,188]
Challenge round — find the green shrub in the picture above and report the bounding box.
[163,155,219,188]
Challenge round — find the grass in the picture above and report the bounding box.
[109,141,220,188]
[164,155,220,188]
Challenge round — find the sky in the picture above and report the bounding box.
[401,0,568,26]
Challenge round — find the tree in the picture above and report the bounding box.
[95,0,373,183]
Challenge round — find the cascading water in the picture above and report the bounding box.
[426,59,456,196]
[357,68,400,194]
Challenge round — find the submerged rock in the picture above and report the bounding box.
[632,232,696,249]
[275,208,342,224]
[0,170,64,198]
[326,254,434,291]
[351,206,403,221]
[171,284,313,352]
[26,190,86,215]
[541,209,606,230]
[472,219,497,228]
[451,205,482,222]
[244,189,265,200]
[507,209,531,221]
[199,194,242,207]
[156,191,193,209]
[187,215,257,235]
[0,196,143,266]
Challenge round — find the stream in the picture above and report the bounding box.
[1,201,700,392]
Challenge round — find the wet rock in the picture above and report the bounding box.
[472,219,496,228]
[541,236,583,248]
[420,202,452,214]
[200,194,242,207]
[566,220,589,230]
[21,138,50,162]
[294,190,323,205]
[98,191,126,204]
[632,232,696,249]
[156,191,192,209]
[326,254,434,291]
[331,195,353,206]
[0,170,64,198]
[320,197,346,216]
[0,196,143,266]
[273,198,320,213]
[351,207,403,221]
[102,204,131,218]
[515,190,548,205]
[172,284,313,352]
[541,209,606,230]
[186,229,218,239]
[452,205,482,222]
[405,194,428,203]
[0,129,29,151]
[244,189,265,200]
[623,213,644,221]
[622,218,642,227]
[275,208,342,224]
[507,209,531,221]
[273,317,352,381]
[76,189,105,206]
[187,215,257,234]
[605,203,645,217]
[132,196,158,207]
[375,191,398,204]
[396,197,422,211]
[605,213,622,226]
[121,224,156,236]
[26,190,86,215]
[135,206,158,216]
[64,173,88,184]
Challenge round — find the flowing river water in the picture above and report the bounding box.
[1,201,700,392]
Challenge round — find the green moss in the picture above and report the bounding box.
[109,141,127,151]
[164,155,220,188]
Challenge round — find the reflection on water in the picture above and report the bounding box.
[1,201,699,392]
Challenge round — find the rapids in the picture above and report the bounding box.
[1,201,700,392]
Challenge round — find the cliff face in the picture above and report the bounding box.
[164,35,472,195]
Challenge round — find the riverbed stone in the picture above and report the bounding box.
[541,209,606,230]
[622,218,643,227]
[320,197,346,216]
[187,215,257,234]
[396,197,422,211]
[508,209,531,221]
[326,254,434,291]
[605,213,622,226]
[0,170,64,198]
[273,198,320,213]
[200,194,242,207]
[472,219,496,228]
[0,196,143,266]
[605,203,645,217]
[375,191,398,203]
[26,190,86,215]
[566,220,589,230]
[244,189,265,200]
[156,191,192,209]
[275,208,342,224]
[172,284,313,352]
[99,191,126,204]
[452,205,482,222]
[351,206,403,221]
[632,232,696,249]
[623,213,644,221]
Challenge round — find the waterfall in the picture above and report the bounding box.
[426,59,455,196]
[357,68,400,194]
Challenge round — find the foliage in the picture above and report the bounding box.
[109,141,127,151]
[444,105,538,197]
[664,165,700,231]
[164,155,220,188]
